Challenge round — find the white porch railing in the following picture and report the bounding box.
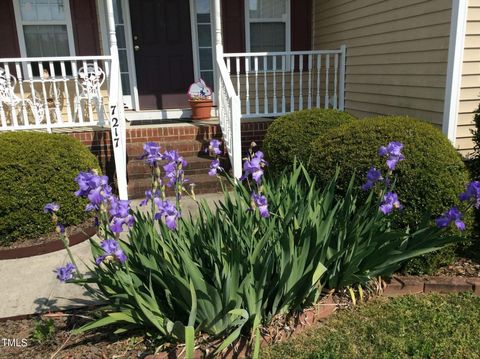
[223,46,346,118]
[0,55,112,131]
[217,54,243,178]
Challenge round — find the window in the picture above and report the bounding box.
[246,0,290,53]
[108,0,131,96]
[14,0,75,58]
[194,0,214,89]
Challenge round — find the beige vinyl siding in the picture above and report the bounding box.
[457,0,480,156]
[312,0,452,126]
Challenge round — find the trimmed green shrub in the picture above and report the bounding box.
[309,116,472,274]
[263,108,356,173]
[0,132,100,245]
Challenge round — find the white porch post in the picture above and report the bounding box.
[106,0,128,200]
[443,0,468,145]
[338,44,347,111]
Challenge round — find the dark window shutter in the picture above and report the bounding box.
[70,0,101,55]
[221,0,245,53]
[291,0,312,51]
[0,0,20,58]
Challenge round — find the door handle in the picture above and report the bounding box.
[134,45,140,51]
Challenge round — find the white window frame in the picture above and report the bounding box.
[244,0,291,54]
[189,0,216,89]
[12,0,76,58]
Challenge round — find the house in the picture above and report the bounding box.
[0,0,478,198]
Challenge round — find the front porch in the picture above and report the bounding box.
[0,0,347,197]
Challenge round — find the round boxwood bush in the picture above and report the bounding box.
[0,132,101,246]
[309,116,472,274]
[263,108,356,173]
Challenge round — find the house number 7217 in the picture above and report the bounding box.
[110,105,120,148]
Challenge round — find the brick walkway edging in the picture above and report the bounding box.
[146,275,479,358]
[383,275,480,296]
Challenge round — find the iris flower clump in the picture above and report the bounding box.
[44,136,475,359]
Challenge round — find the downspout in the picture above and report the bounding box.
[443,0,468,145]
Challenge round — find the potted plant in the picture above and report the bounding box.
[188,79,213,120]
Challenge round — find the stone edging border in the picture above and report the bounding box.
[146,275,480,359]
[0,227,96,260]
[384,275,480,296]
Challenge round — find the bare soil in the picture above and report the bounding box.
[0,311,148,359]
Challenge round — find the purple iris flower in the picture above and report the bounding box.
[95,239,127,265]
[241,151,268,183]
[379,192,402,215]
[154,199,180,230]
[436,207,465,231]
[362,167,383,191]
[163,150,187,166]
[141,142,163,166]
[110,216,135,233]
[208,159,223,176]
[74,171,96,197]
[459,181,480,209]
[75,171,108,197]
[75,171,112,212]
[251,192,270,218]
[379,142,405,170]
[44,202,60,214]
[108,197,135,233]
[162,150,188,188]
[85,184,113,212]
[208,139,222,156]
[56,223,65,234]
[139,189,161,206]
[54,263,76,282]
[109,198,130,218]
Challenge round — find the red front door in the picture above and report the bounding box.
[130,0,194,110]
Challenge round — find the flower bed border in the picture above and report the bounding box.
[0,227,96,260]
[383,275,480,296]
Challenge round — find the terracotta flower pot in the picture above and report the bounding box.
[189,99,213,120]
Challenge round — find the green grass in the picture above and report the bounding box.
[263,293,480,359]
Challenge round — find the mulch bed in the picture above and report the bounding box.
[0,218,95,252]
[435,258,480,277]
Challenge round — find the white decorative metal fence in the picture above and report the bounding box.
[223,47,346,118]
[0,55,112,132]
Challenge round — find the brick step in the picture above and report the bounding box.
[128,174,227,199]
[126,123,224,143]
[127,156,228,180]
[126,140,218,158]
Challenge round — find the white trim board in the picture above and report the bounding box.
[125,107,219,121]
[443,0,468,145]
